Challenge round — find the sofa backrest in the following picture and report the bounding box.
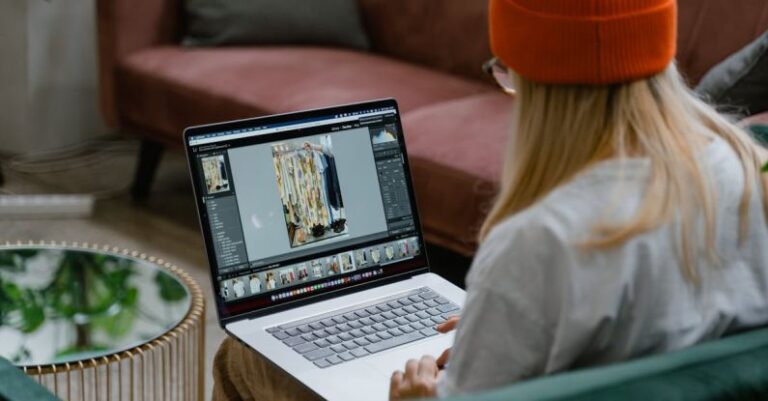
[357,0,492,82]
[357,0,768,85]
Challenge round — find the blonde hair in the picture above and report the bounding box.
[479,64,768,282]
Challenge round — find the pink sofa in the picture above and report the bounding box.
[97,0,768,257]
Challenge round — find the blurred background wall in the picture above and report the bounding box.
[0,0,107,155]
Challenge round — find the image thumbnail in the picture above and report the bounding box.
[249,274,262,294]
[340,252,355,273]
[311,260,324,278]
[372,127,397,144]
[201,154,230,194]
[297,263,310,282]
[265,272,277,290]
[272,135,348,248]
[326,256,341,275]
[279,268,296,286]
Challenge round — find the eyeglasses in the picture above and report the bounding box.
[482,57,516,95]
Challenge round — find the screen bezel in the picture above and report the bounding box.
[183,99,430,326]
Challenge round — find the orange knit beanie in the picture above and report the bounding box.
[489,0,677,85]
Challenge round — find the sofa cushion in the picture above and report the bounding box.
[403,93,514,256]
[115,46,489,141]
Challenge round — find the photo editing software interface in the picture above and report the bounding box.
[189,106,423,309]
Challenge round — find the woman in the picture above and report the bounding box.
[390,0,768,398]
[213,0,768,399]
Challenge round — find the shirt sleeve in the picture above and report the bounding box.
[437,218,576,397]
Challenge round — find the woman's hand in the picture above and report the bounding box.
[389,355,440,401]
[436,315,459,368]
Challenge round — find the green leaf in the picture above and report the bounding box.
[762,162,768,173]
[19,300,44,333]
[154,271,187,302]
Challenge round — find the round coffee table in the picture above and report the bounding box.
[0,241,205,401]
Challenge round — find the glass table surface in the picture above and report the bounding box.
[0,245,191,367]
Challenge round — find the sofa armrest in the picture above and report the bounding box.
[96,0,181,126]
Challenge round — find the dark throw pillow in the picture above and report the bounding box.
[695,30,768,116]
[183,0,370,50]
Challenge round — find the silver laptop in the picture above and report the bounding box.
[184,99,465,401]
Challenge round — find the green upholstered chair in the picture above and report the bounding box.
[0,358,60,401]
[443,327,768,401]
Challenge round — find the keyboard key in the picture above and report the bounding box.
[414,302,429,311]
[392,308,408,317]
[387,301,400,309]
[359,317,374,326]
[338,352,355,361]
[431,316,446,325]
[294,342,318,354]
[377,331,393,340]
[266,326,280,333]
[327,355,343,365]
[284,337,305,347]
[354,338,371,346]
[383,320,398,329]
[301,333,318,342]
[351,348,369,358]
[348,320,363,329]
[272,331,290,340]
[388,328,404,336]
[336,323,351,332]
[355,310,370,318]
[403,305,418,314]
[427,308,441,316]
[420,292,438,300]
[327,335,342,344]
[400,325,414,333]
[398,298,413,306]
[309,322,324,330]
[395,317,409,325]
[365,331,426,354]
[381,311,396,320]
[343,313,357,321]
[365,307,379,315]
[416,311,430,319]
[315,339,331,348]
[405,314,420,322]
[314,359,331,368]
[330,344,346,353]
[350,329,365,338]
[371,314,385,323]
[339,333,353,341]
[420,327,439,337]
[409,295,422,303]
[373,323,387,331]
[325,327,340,335]
[410,322,425,330]
[297,325,312,333]
[366,334,382,343]
[342,341,359,350]
[321,319,336,327]
[435,297,449,305]
[376,304,392,312]
[304,348,334,361]
[437,304,460,313]
[424,300,438,307]
[286,328,300,336]
[361,326,376,335]
[332,316,347,324]
[313,330,329,338]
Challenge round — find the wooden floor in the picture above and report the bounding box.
[0,140,472,399]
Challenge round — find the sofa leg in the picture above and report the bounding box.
[131,140,165,202]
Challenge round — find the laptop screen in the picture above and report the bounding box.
[185,100,428,321]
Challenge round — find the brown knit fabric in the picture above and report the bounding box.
[212,337,323,401]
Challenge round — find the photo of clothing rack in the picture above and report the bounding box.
[272,135,348,248]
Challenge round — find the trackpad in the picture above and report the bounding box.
[366,334,453,376]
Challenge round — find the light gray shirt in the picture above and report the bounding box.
[438,137,768,396]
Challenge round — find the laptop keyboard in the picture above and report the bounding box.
[267,287,460,368]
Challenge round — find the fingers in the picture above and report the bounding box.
[436,347,451,368]
[404,358,419,382]
[417,355,438,377]
[389,370,403,401]
[436,315,460,333]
